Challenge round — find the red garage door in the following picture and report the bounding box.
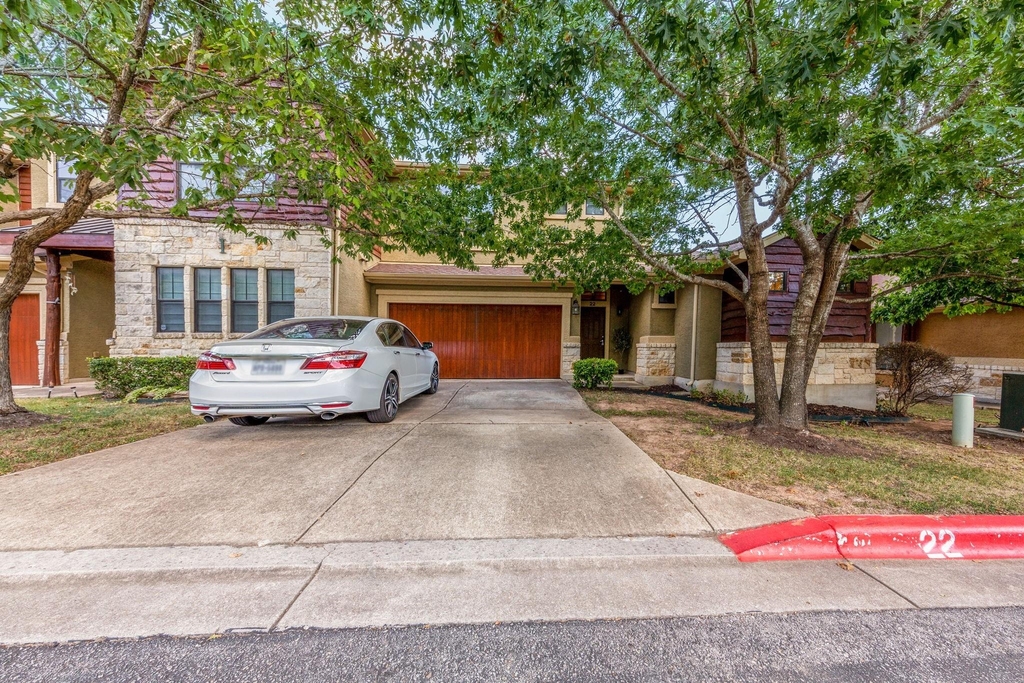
[11,294,40,385]
[389,303,562,379]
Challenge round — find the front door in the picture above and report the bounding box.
[11,294,40,385]
[580,307,606,359]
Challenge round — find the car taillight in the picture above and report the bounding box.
[301,350,367,370]
[196,352,236,371]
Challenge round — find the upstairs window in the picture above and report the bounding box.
[552,204,568,215]
[156,267,185,332]
[57,159,77,203]
[194,268,222,333]
[657,291,676,306]
[231,268,259,333]
[266,269,295,324]
[585,199,605,216]
[177,162,217,201]
[768,271,788,293]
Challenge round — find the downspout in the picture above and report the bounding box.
[689,285,699,384]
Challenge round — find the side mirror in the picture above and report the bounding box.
[422,342,433,350]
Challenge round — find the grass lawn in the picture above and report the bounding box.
[582,390,1024,516]
[0,396,203,475]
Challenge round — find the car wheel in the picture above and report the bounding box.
[228,416,270,427]
[425,363,439,394]
[366,373,400,423]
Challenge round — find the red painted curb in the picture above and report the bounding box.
[719,515,1024,562]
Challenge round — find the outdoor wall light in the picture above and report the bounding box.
[616,306,623,316]
[571,299,580,315]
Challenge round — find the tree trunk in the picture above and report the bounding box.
[0,305,21,415]
[740,237,781,426]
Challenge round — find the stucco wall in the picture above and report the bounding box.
[109,218,331,357]
[673,285,723,384]
[333,252,373,316]
[915,309,1024,359]
[66,258,115,378]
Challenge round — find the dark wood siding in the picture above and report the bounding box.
[119,157,331,225]
[389,303,563,379]
[11,294,40,385]
[720,238,872,343]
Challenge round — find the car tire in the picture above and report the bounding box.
[366,373,400,423]
[425,363,439,394]
[228,416,270,427]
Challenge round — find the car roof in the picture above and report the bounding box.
[275,316,380,322]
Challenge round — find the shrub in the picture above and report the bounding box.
[573,358,619,390]
[877,343,974,416]
[89,356,197,399]
[689,387,748,407]
[611,326,633,369]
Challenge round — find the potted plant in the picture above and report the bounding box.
[612,326,633,374]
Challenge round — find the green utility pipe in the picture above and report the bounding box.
[952,393,975,448]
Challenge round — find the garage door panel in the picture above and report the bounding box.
[389,303,561,379]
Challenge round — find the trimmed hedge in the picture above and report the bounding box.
[89,356,197,399]
[572,357,618,390]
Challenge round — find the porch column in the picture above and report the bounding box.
[43,249,61,387]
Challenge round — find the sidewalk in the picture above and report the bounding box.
[12,380,99,400]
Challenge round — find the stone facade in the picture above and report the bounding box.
[714,341,878,410]
[35,338,69,384]
[108,218,332,357]
[561,341,580,379]
[954,358,1024,402]
[634,336,676,386]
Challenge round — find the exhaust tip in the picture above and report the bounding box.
[202,415,217,423]
[320,412,339,421]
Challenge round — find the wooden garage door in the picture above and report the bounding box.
[11,294,40,385]
[389,303,562,379]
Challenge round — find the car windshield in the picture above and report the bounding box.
[243,319,370,341]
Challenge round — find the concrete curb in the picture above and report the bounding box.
[720,515,1024,562]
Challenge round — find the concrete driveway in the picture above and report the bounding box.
[0,381,712,550]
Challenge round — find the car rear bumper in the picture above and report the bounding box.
[188,368,383,417]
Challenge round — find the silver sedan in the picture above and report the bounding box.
[189,317,439,426]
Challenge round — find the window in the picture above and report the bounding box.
[552,204,568,215]
[657,291,676,306]
[376,322,406,347]
[57,159,77,203]
[836,280,854,294]
[245,318,369,340]
[177,162,217,200]
[231,269,259,333]
[194,268,222,332]
[156,267,185,332]
[768,271,788,293]
[402,326,422,349]
[266,269,295,324]
[585,199,605,216]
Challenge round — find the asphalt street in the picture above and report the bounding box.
[3,607,1023,682]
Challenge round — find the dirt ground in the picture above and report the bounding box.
[582,390,1024,515]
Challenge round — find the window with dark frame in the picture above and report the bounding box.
[552,204,568,215]
[156,267,185,332]
[768,271,788,293]
[585,199,605,216]
[231,268,259,333]
[657,291,676,305]
[57,159,77,203]
[266,269,295,324]
[194,268,222,332]
[836,280,854,294]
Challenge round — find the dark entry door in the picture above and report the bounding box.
[580,307,606,359]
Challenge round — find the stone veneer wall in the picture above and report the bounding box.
[109,218,332,357]
[634,336,676,386]
[35,338,69,384]
[561,341,580,379]
[954,358,1024,402]
[714,341,878,410]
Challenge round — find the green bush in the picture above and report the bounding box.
[572,358,619,390]
[689,387,748,407]
[89,356,197,399]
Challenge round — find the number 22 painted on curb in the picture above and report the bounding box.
[919,529,964,559]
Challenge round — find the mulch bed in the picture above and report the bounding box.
[0,410,61,430]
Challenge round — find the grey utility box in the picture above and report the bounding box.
[999,373,1024,432]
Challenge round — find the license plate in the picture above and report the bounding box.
[251,362,285,376]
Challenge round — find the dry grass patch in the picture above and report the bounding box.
[582,390,1024,516]
[0,397,203,475]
